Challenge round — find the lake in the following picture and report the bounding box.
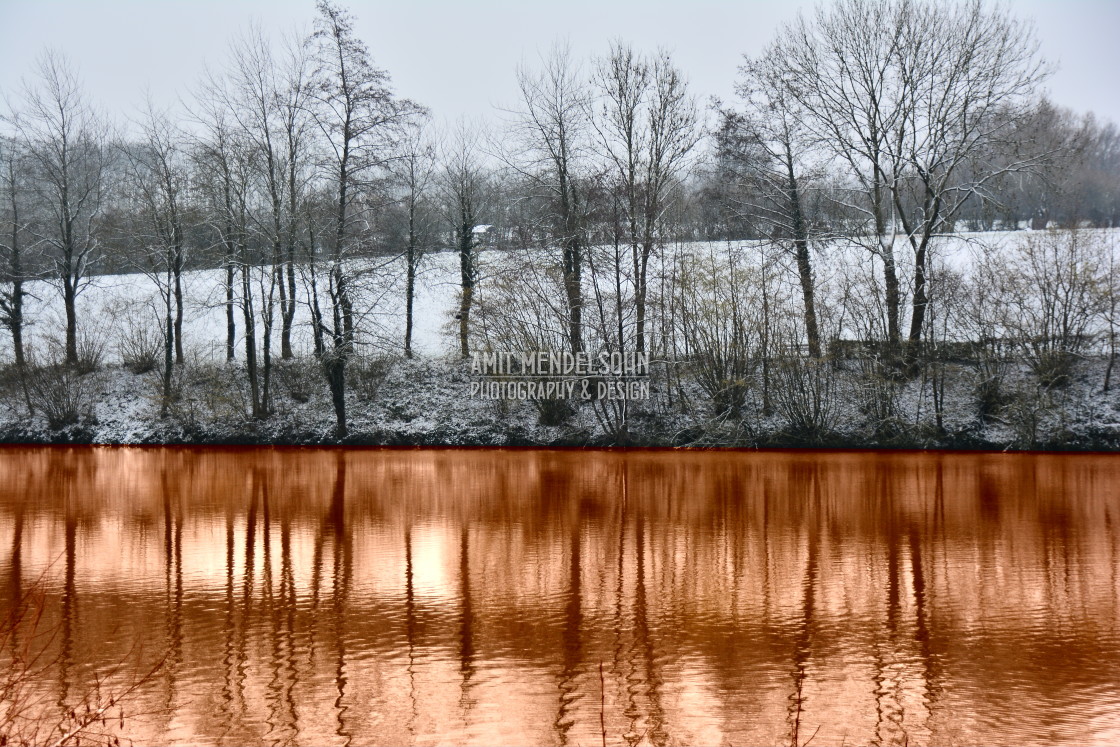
[1,447,1118,746]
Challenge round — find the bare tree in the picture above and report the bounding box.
[226,26,313,361]
[635,51,700,355]
[190,84,275,419]
[890,0,1049,354]
[505,43,592,354]
[768,0,1049,360]
[12,51,110,366]
[188,91,239,363]
[998,102,1120,230]
[441,121,490,358]
[278,31,316,359]
[0,136,31,366]
[590,42,647,357]
[723,49,822,357]
[1103,234,1119,392]
[119,100,190,415]
[308,0,423,436]
[591,43,700,354]
[769,0,907,349]
[391,114,437,359]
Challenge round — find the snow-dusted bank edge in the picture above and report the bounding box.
[2,356,1120,450]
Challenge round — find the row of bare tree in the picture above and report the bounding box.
[1,0,1118,438]
[0,1,425,434]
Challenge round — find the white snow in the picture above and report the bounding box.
[2,229,1119,447]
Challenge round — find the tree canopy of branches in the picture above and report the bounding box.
[591,42,701,355]
[10,51,111,366]
[763,0,1049,359]
[505,44,593,356]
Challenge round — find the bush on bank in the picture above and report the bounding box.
[1,352,1118,451]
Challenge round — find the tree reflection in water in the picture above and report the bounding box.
[0,447,1118,746]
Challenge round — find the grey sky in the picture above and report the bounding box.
[1,0,1118,129]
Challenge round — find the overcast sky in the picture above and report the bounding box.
[1,0,1118,130]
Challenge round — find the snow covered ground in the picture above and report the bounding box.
[10,249,465,364]
[2,350,1119,449]
[7,228,1117,366]
[2,229,1119,449]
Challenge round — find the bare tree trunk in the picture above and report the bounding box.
[334,159,354,347]
[560,166,583,354]
[271,202,288,360]
[162,265,174,418]
[326,265,348,438]
[221,175,238,362]
[261,269,276,416]
[761,247,772,416]
[284,249,297,357]
[1105,255,1117,392]
[398,120,432,359]
[226,261,236,361]
[873,179,902,354]
[9,277,23,367]
[613,200,626,355]
[1105,328,1116,393]
[405,228,416,359]
[278,243,292,360]
[882,245,901,351]
[241,262,261,419]
[458,222,474,358]
[785,148,820,358]
[907,246,928,349]
[563,237,583,354]
[903,192,945,362]
[4,161,25,367]
[308,217,325,361]
[63,274,78,366]
[327,358,347,437]
[173,245,184,364]
[634,241,651,354]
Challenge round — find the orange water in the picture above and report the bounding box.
[1,447,1118,746]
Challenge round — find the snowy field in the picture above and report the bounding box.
[10,228,1118,367]
[10,249,465,364]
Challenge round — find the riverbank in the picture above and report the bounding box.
[2,355,1119,450]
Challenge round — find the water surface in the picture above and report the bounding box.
[1,447,1119,746]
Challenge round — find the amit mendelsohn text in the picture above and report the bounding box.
[469,351,651,401]
[472,351,650,376]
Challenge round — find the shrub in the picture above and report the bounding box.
[273,358,320,404]
[24,364,93,430]
[995,230,1106,388]
[538,391,577,426]
[856,356,901,435]
[349,355,395,402]
[772,356,839,443]
[74,329,107,375]
[116,313,164,375]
